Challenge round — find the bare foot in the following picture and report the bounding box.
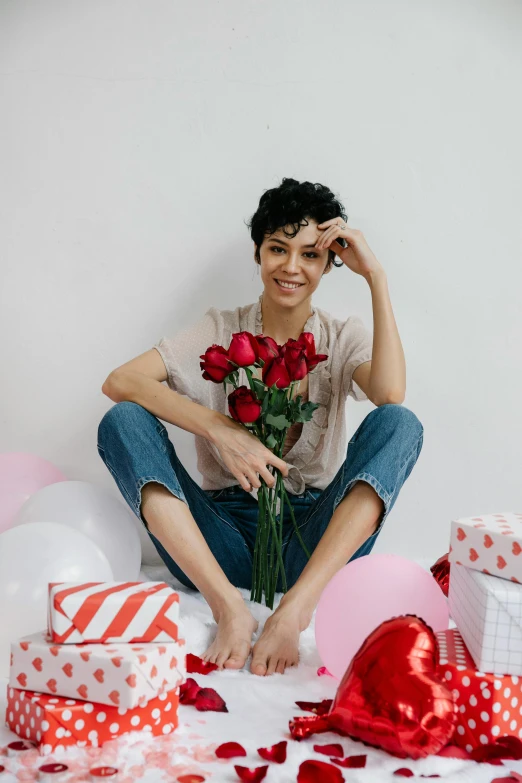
[202,590,259,670]
[250,598,312,676]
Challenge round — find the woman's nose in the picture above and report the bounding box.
[281,253,300,271]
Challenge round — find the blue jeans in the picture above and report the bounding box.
[97,402,424,593]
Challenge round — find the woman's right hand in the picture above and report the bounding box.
[207,419,289,492]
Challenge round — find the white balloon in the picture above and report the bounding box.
[14,480,142,580]
[0,522,113,678]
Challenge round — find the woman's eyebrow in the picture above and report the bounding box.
[270,239,318,249]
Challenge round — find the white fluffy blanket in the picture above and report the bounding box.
[1,565,519,782]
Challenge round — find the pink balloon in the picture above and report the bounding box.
[0,452,67,534]
[315,553,449,680]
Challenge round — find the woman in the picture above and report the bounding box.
[97,178,423,677]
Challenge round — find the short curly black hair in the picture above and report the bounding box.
[246,177,347,271]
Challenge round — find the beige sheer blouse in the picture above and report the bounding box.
[153,293,373,499]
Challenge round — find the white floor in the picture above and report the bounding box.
[0,564,518,782]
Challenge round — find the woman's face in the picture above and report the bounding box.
[255,221,331,306]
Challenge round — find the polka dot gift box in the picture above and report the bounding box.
[437,628,522,752]
[5,686,179,753]
[9,631,186,709]
[448,511,522,583]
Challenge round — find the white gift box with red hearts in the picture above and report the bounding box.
[9,631,186,709]
[448,511,522,583]
[449,562,522,675]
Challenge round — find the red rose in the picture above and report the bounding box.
[297,332,328,371]
[200,345,235,383]
[228,332,260,367]
[255,335,280,364]
[228,386,262,424]
[262,356,291,389]
[281,339,308,381]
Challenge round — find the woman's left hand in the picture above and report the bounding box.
[315,219,385,280]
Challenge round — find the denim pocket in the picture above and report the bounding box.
[305,488,322,502]
[206,486,240,501]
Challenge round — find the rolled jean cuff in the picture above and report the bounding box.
[135,476,188,530]
[332,471,392,539]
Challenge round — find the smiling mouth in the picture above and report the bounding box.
[274,279,305,290]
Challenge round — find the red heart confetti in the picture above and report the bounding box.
[313,743,343,758]
[215,742,247,759]
[295,699,333,716]
[394,770,414,778]
[187,653,219,674]
[257,740,287,763]
[234,766,268,783]
[297,760,344,783]
[331,755,367,768]
[177,777,206,783]
[195,687,228,713]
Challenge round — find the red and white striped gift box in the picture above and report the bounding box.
[47,582,180,644]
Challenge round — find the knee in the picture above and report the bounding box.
[98,401,153,449]
[371,403,424,441]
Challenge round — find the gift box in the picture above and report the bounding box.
[47,582,180,644]
[448,511,522,583]
[5,685,179,754]
[9,631,186,708]
[437,628,522,751]
[449,562,522,674]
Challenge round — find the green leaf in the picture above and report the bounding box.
[252,378,267,400]
[265,433,278,449]
[294,401,319,423]
[265,413,291,430]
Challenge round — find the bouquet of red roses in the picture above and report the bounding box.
[200,330,328,608]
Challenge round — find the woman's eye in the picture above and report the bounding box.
[270,247,318,259]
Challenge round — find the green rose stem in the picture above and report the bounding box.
[237,367,310,605]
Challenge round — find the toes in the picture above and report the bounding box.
[215,650,230,669]
[275,659,286,675]
[266,657,279,676]
[250,658,267,676]
[223,653,245,670]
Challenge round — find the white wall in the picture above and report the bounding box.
[2,0,521,564]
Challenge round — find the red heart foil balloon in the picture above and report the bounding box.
[430,553,450,597]
[290,615,457,759]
